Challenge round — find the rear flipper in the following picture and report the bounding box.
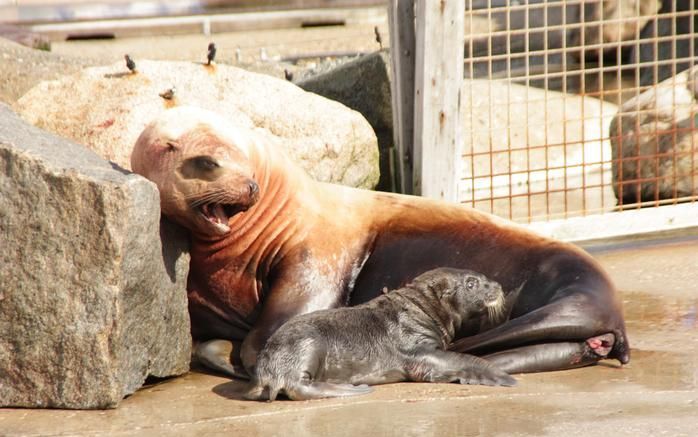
[483,333,616,374]
[449,297,630,366]
[245,380,373,401]
[194,339,249,380]
[408,350,517,387]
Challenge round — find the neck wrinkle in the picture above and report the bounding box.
[190,141,307,274]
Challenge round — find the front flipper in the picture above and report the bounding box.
[194,339,249,380]
[285,382,373,401]
[245,381,372,401]
[408,350,517,387]
[240,262,353,373]
[483,333,617,373]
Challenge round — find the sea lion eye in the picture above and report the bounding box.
[195,156,220,170]
[465,278,479,291]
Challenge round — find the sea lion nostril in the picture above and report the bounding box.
[248,181,259,196]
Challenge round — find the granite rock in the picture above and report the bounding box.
[14,60,380,190]
[0,104,191,409]
[297,50,394,190]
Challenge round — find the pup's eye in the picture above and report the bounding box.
[195,156,220,170]
[465,278,479,290]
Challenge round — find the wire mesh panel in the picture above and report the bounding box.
[459,0,698,223]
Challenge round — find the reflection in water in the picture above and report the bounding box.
[626,350,698,392]
[622,291,698,331]
[618,289,698,392]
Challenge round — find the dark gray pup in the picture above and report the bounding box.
[245,268,516,401]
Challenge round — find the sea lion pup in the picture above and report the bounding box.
[246,268,515,401]
[130,106,629,379]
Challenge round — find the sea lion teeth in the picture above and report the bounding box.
[199,203,232,233]
[211,204,228,224]
[213,221,231,234]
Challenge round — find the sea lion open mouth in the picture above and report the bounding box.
[195,201,251,234]
[184,184,257,235]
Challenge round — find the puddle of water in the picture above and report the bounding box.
[609,289,698,392]
[624,349,698,392]
[595,239,698,297]
[622,291,698,331]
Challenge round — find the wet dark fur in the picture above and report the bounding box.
[245,268,515,401]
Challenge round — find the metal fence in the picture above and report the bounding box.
[458,0,698,224]
[8,0,697,233]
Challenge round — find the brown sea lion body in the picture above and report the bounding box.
[131,106,629,379]
[246,268,514,401]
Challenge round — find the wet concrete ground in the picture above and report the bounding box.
[2,235,697,436]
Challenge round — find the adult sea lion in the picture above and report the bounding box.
[130,106,630,378]
[246,268,515,402]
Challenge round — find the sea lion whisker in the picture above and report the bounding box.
[486,291,506,323]
[486,300,503,323]
[185,189,226,202]
[187,190,235,208]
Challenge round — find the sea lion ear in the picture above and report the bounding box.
[165,141,179,152]
[431,275,457,296]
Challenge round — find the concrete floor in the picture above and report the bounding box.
[1,235,698,436]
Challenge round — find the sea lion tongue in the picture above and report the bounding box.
[201,204,231,233]
[210,204,229,224]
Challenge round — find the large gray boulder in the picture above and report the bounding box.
[609,66,698,204]
[297,51,394,191]
[0,104,191,409]
[14,60,380,190]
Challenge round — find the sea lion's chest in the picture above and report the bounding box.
[189,249,264,320]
